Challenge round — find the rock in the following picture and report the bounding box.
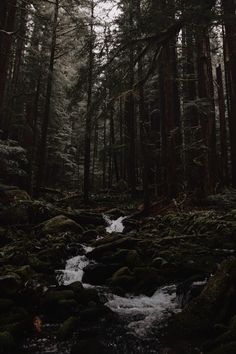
[151,257,168,268]
[208,342,236,354]
[0,331,16,353]
[76,288,100,305]
[0,188,31,225]
[0,275,21,296]
[14,265,35,281]
[42,290,78,320]
[110,267,135,292]
[112,266,132,278]
[176,275,208,307]
[71,338,105,354]
[57,316,78,340]
[81,229,98,243]
[170,258,236,338]
[80,303,111,322]
[0,299,14,312]
[82,263,120,285]
[133,267,163,295]
[41,215,83,236]
[126,250,142,268]
[67,281,84,294]
[88,237,137,261]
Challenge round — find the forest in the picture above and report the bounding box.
[0,0,236,353]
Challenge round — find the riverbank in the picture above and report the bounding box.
[0,186,236,353]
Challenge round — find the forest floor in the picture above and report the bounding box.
[0,186,236,354]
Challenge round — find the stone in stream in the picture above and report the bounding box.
[170,258,236,339]
[41,215,84,236]
[57,316,78,340]
[0,274,22,296]
[87,237,137,260]
[82,263,120,285]
[71,338,106,354]
[0,331,16,353]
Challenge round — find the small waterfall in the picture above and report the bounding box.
[103,214,127,233]
[57,245,93,286]
[105,285,180,337]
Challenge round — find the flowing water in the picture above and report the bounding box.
[23,216,181,353]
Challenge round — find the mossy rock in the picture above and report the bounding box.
[112,266,132,279]
[14,265,35,281]
[41,215,83,236]
[110,275,135,291]
[208,342,236,354]
[81,230,98,243]
[125,250,142,268]
[76,288,100,305]
[0,299,14,312]
[171,258,236,338]
[44,290,75,303]
[71,338,105,354]
[0,274,22,296]
[57,316,78,340]
[0,331,16,353]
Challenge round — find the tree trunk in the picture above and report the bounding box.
[216,64,229,186]
[124,0,136,197]
[83,0,94,202]
[0,0,17,130]
[35,0,59,197]
[222,0,236,187]
[196,28,217,194]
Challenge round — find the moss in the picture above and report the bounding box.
[208,342,236,354]
[0,331,16,353]
[57,316,78,340]
[41,215,83,235]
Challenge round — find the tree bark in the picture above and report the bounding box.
[35,0,59,197]
[222,0,236,187]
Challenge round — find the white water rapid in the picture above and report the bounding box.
[103,214,127,233]
[57,245,93,286]
[105,285,179,337]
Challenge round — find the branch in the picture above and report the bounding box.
[0,29,18,36]
[106,19,183,67]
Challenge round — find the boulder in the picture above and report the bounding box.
[57,317,78,340]
[81,229,98,243]
[41,215,83,236]
[0,188,31,225]
[0,275,21,296]
[170,258,236,338]
[0,331,16,353]
[71,338,105,354]
[87,237,137,260]
[82,263,120,285]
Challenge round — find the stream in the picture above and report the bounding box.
[22,216,181,354]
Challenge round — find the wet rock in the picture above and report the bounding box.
[133,267,164,295]
[71,338,105,354]
[208,342,236,354]
[76,288,100,305]
[0,331,16,353]
[41,215,83,236]
[81,229,98,243]
[170,258,236,338]
[0,299,14,312]
[80,302,112,322]
[126,250,142,268]
[0,188,31,225]
[0,275,21,296]
[57,316,78,340]
[110,267,135,292]
[82,263,120,285]
[176,275,208,307]
[87,237,137,260]
[151,257,168,268]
